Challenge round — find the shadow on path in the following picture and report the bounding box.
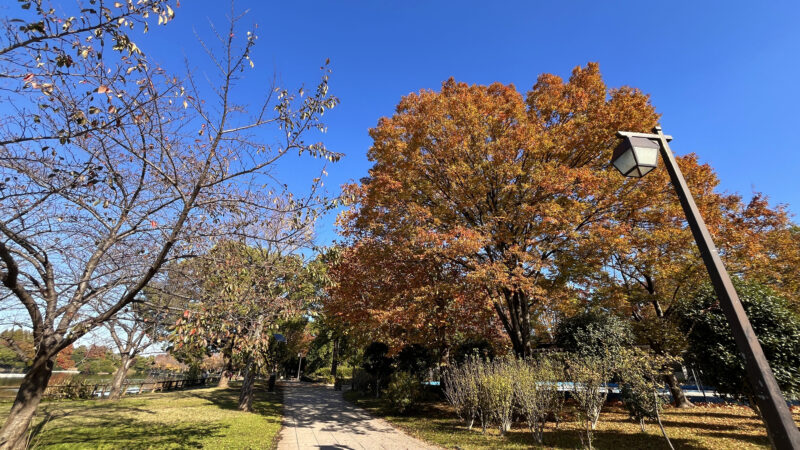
[277,382,433,450]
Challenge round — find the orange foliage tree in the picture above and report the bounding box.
[327,237,502,363]
[54,345,74,370]
[334,63,659,357]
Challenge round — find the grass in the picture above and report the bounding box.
[0,383,282,449]
[344,390,800,449]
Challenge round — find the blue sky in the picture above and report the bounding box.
[139,0,800,245]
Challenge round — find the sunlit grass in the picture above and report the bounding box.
[345,390,800,449]
[0,383,282,449]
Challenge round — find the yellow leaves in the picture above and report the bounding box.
[97,85,110,94]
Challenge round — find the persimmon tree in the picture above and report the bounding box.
[337,64,658,357]
[0,1,339,446]
[171,241,316,411]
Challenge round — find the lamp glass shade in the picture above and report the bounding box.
[612,147,637,176]
[611,136,660,178]
[633,146,658,166]
[638,165,655,176]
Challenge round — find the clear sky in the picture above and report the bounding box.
[137,0,800,245]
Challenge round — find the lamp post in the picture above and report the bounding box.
[297,353,303,381]
[611,126,800,449]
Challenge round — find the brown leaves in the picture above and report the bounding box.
[336,63,661,355]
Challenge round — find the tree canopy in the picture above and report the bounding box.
[334,63,659,356]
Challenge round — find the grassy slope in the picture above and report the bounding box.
[0,384,282,449]
[344,390,800,449]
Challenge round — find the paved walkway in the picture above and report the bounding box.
[276,382,436,450]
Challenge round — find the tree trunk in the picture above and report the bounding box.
[0,353,54,450]
[108,355,133,400]
[330,337,340,379]
[218,355,234,389]
[238,364,256,412]
[494,289,532,358]
[664,373,693,408]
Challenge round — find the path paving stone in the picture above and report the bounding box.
[276,381,436,450]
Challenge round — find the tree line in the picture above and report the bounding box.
[325,66,800,409]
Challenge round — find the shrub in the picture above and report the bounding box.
[555,310,632,357]
[512,356,565,444]
[479,357,515,435]
[616,348,675,448]
[46,376,95,400]
[452,340,495,365]
[676,279,800,404]
[396,344,435,380]
[362,342,394,397]
[444,357,481,430]
[565,353,614,450]
[351,368,372,393]
[385,371,422,414]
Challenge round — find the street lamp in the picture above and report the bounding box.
[612,126,800,450]
[297,352,303,381]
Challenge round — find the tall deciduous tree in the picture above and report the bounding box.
[337,64,658,357]
[0,2,338,446]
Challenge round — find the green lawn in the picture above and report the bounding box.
[0,384,282,449]
[344,390,800,449]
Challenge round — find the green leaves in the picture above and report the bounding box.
[676,279,800,399]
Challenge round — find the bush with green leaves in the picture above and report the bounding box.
[480,357,516,435]
[512,357,564,444]
[565,353,614,450]
[396,344,435,380]
[361,342,395,397]
[351,368,372,393]
[452,340,495,365]
[555,310,633,357]
[511,356,564,444]
[45,376,95,400]
[385,371,423,414]
[616,348,675,448]
[444,356,515,434]
[676,279,800,403]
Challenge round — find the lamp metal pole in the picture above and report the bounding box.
[647,126,800,449]
[297,353,303,381]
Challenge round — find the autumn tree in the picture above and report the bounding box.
[337,64,658,357]
[0,1,339,446]
[327,234,499,364]
[595,160,799,406]
[172,241,315,411]
[54,344,74,370]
